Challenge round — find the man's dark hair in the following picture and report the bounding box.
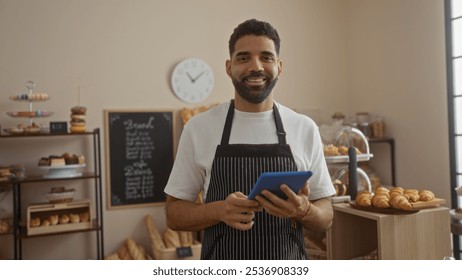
[228,19,281,56]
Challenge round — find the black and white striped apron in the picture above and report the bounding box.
[200,100,307,260]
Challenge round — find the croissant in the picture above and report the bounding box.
[390,194,412,210]
[419,190,435,201]
[403,189,419,202]
[372,194,390,208]
[356,191,372,207]
[374,187,390,195]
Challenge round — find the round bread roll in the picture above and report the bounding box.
[79,212,90,222]
[49,214,59,225]
[30,217,41,227]
[59,214,70,224]
[69,213,80,223]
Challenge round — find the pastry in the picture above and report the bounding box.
[372,194,390,208]
[71,106,87,114]
[403,189,419,202]
[419,190,435,201]
[50,157,66,166]
[41,219,50,227]
[338,146,349,155]
[332,179,347,196]
[70,106,87,133]
[323,144,339,156]
[356,191,372,207]
[390,194,412,210]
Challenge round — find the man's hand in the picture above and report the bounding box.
[220,192,262,231]
[254,182,311,220]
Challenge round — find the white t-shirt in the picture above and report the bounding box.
[164,100,335,202]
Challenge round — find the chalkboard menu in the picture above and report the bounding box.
[104,110,174,208]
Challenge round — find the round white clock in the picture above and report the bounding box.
[171,58,214,103]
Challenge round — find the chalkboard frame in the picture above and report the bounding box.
[104,109,175,209]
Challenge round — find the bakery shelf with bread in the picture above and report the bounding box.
[26,200,92,236]
[1,128,103,259]
[323,127,373,163]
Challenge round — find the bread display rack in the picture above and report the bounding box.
[0,128,103,260]
[326,127,373,200]
[4,81,52,135]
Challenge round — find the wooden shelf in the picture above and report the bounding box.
[328,203,452,259]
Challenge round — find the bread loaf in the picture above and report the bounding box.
[126,238,145,260]
[163,228,181,248]
[145,214,165,250]
[117,244,131,260]
[179,231,193,247]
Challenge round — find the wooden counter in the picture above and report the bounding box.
[328,203,452,259]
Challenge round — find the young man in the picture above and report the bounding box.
[165,19,335,260]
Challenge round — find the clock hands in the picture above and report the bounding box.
[186,71,205,83]
[186,72,195,83]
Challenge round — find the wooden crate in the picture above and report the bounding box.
[152,243,201,260]
[27,200,92,236]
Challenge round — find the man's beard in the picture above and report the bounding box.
[232,72,279,104]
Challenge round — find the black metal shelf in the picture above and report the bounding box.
[1,128,103,259]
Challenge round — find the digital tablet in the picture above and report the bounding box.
[248,171,313,200]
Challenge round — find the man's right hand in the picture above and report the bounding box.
[219,192,262,231]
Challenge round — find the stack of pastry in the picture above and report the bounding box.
[70,105,87,133]
[355,187,436,211]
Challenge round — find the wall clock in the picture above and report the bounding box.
[170,58,214,103]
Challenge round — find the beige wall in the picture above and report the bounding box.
[0,0,449,259]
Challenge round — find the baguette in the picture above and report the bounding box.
[117,244,131,260]
[179,231,193,247]
[145,214,165,250]
[163,228,181,248]
[126,238,145,260]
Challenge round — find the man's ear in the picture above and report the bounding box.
[278,59,283,76]
[225,59,232,77]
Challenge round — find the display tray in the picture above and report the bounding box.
[349,198,446,214]
[39,164,86,178]
[3,128,40,135]
[9,96,50,102]
[325,154,373,163]
[6,111,53,118]
[349,201,419,214]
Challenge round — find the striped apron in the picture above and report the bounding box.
[200,100,307,260]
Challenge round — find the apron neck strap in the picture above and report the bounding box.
[221,99,287,145]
